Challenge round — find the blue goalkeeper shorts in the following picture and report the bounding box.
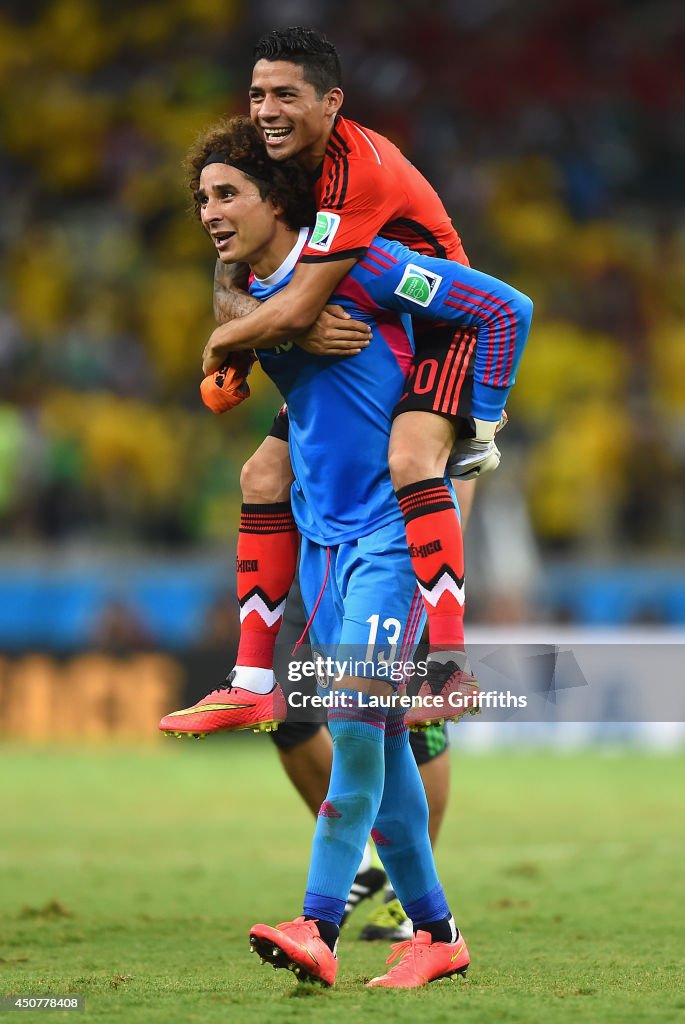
[298,515,426,686]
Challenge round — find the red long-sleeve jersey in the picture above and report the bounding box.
[300,115,469,268]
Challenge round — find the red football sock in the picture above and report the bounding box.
[236,502,299,669]
[395,479,465,652]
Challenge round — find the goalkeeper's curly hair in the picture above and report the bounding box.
[185,115,316,231]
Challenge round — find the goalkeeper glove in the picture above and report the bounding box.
[447,412,507,480]
[200,353,255,414]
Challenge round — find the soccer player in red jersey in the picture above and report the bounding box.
[200,28,501,726]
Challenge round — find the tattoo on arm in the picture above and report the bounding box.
[213,260,261,323]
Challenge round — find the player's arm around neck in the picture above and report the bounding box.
[202,258,371,373]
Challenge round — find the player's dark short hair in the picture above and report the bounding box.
[185,115,316,230]
[253,27,342,97]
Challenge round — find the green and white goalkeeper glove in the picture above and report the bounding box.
[447,414,507,481]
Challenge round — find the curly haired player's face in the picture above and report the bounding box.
[197,164,281,270]
[249,60,342,169]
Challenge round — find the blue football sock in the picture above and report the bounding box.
[372,710,452,923]
[303,689,386,926]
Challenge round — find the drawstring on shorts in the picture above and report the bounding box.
[291,546,331,656]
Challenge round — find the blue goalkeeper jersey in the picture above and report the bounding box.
[251,228,532,546]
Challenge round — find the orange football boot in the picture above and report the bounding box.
[405,656,480,730]
[249,917,338,987]
[367,929,470,988]
[159,670,286,737]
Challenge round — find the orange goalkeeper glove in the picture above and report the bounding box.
[200,353,256,414]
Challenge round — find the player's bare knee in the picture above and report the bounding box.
[389,411,454,488]
[240,452,289,504]
[388,444,444,490]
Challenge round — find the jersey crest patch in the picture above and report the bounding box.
[309,211,341,251]
[394,265,442,307]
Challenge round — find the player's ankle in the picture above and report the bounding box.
[305,916,339,953]
[231,666,276,694]
[414,915,458,944]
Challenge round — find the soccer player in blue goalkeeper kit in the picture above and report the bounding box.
[183,116,532,988]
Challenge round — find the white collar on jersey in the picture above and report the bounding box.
[253,226,309,289]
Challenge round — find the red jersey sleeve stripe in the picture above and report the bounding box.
[358,260,383,276]
[447,283,517,386]
[367,242,399,265]
[445,295,508,387]
[364,249,397,271]
[460,289,516,387]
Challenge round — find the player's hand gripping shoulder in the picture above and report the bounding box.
[297,304,371,356]
[448,413,508,481]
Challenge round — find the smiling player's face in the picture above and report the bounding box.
[197,163,279,268]
[249,60,342,169]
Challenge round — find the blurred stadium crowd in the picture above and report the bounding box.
[1,0,684,557]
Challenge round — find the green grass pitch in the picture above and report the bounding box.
[1,741,684,1023]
